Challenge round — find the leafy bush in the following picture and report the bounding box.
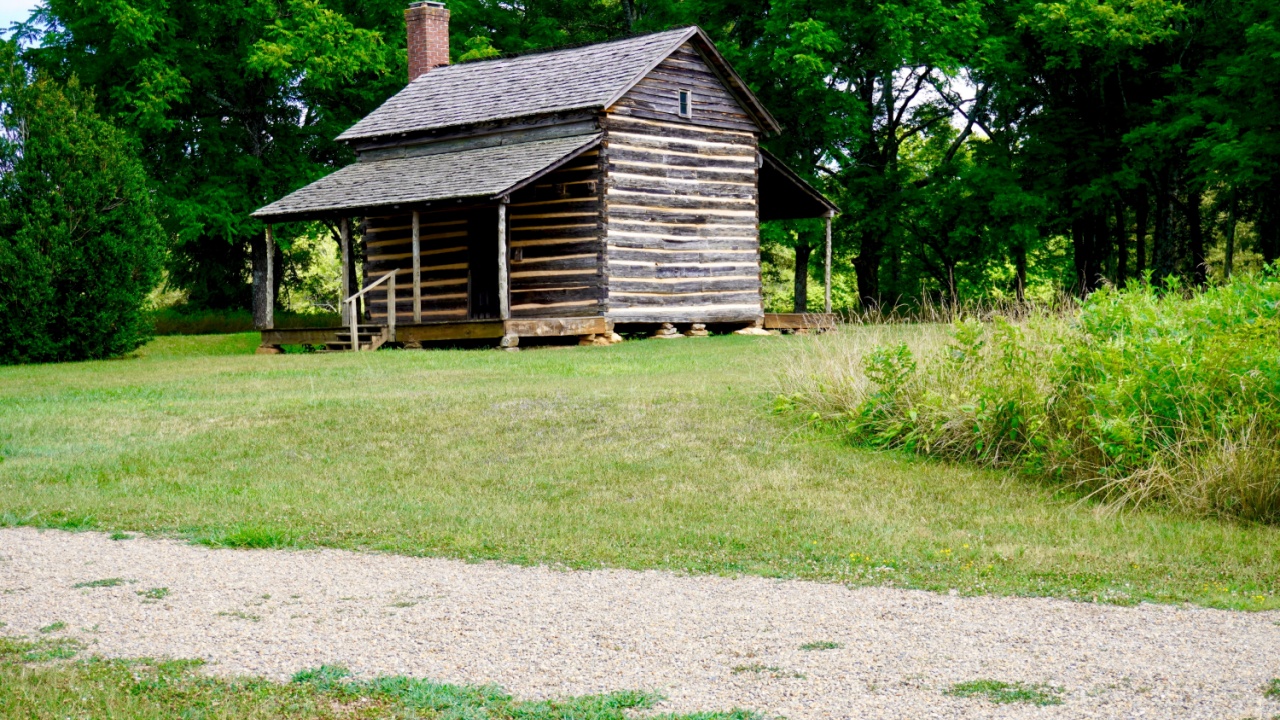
[0,42,163,364]
[784,272,1280,521]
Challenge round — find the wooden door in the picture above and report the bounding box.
[467,207,501,320]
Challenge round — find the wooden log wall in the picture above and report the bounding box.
[363,208,471,323]
[505,148,606,318]
[602,42,763,323]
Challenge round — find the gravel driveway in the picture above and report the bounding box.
[1,527,1276,719]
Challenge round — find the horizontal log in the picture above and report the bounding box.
[605,306,763,324]
[607,290,762,307]
[607,261,759,279]
[605,115,756,143]
[607,221,757,238]
[366,245,467,263]
[606,172,747,197]
[606,235,758,252]
[607,134,754,160]
[607,193,755,214]
[369,296,468,313]
[763,313,838,330]
[608,277,761,294]
[511,286,602,305]
[606,161,755,184]
[505,316,609,337]
[607,146,755,169]
[395,320,507,342]
[509,225,602,242]
[607,206,754,225]
[509,194,599,208]
[608,248,757,264]
[511,254,600,272]
[509,222,600,233]
[608,104,759,133]
[367,231,467,249]
[513,276,603,292]
[511,301,601,318]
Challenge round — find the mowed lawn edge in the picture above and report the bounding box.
[0,332,1277,610]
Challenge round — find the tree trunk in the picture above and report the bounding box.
[853,234,883,311]
[793,243,812,313]
[1114,199,1128,287]
[1152,172,1176,284]
[1013,244,1027,303]
[1258,183,1280,264]
[1187,189,1207,286]
[1224,195,1237,280]
[1133,189,1149,281]
[1072,212,1105,294]
[252,227,274,330]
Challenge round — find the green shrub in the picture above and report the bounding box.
[0,42,163,364]
[792,272,1280,521]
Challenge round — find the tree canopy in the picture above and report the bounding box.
[13,0,1280,312]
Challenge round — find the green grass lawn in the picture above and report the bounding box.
[1,331,1277,609]
[0,636,753,719]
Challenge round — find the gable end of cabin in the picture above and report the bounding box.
[601,40,764,326]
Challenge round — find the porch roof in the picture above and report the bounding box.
[252,133,601,223]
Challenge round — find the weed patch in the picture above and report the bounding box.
[799,641,841,651]
[73,578,127,589]
[138,587,169,600]
[946,679,1064,706]
[37,622,65,634]
[1265,678,1280,698]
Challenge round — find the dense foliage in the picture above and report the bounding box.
[0,42,163,364]
[10,0,1280,311]
[792,271,1280,521]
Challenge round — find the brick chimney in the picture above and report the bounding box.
[406,1,449,82]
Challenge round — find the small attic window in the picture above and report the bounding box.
[678,89,692,118]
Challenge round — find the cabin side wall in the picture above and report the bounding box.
[602,42,763,324]
[364,208,471,323]
[506,148,605,318]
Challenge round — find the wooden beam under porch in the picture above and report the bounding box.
[259,316,612,351]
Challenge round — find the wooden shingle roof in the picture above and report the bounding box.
[337,26,779,143]
[252,134,600,222]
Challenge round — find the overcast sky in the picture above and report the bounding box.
[0,0,37,36]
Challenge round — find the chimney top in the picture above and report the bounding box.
[406,1,450,83]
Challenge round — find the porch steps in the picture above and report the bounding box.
[326,325,389,352]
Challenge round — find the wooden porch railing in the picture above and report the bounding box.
[344,269,397,351]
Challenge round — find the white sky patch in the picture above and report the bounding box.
[0,0,38,37]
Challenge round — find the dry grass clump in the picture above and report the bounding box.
[778,273,1280,522]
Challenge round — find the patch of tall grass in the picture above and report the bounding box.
[779,272,1280,522]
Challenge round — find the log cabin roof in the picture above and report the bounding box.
[336,26,780,143]
[252,133,600,222]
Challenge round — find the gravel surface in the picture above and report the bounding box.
[1,527,1277,719]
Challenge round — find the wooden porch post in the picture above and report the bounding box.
[412,211,422,323]
[497,199,510,320]
[824,214,833,314]
[339,218,351,325]
[253,225,275,330]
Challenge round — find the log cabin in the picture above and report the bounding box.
[252,2,838,351]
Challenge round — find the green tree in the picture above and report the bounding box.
[0,42,164,364]
[20,0,401,309]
